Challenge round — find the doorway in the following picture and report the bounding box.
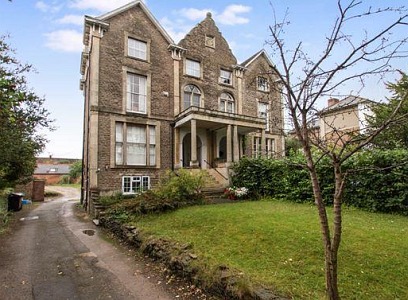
[182,133,202,167]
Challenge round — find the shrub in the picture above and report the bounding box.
[343,149,408,214]
[58,175,71,185]
[156,169,207,204]
[103,169,208,221]
[69,160,82,181]
[0,188,12,233]
[231,149,408,214]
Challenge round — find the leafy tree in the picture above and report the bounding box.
[0,36,52,189]
[266,1,408,299]
[69,160,82,180]
[367,72,408,149]
[284,136,302,156]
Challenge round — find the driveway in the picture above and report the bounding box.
[0,186,208,299]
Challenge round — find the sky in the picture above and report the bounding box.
[0,0,406,159]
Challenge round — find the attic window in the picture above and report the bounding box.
[205,35,215,48]
[257,76,270,92]
[128,38,147,60]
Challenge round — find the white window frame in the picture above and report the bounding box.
[219,92,234,113]
[115,122,156,166]
[128,38,147,60]
[186,59,201,77]
[126,73,147,114]
[266,138,275,158]
[258,102,270,131]
[122,176,150,194]
[257,76,270,92]
[183,85,201,110]
[219,69,232,85]
[253,137,262,158]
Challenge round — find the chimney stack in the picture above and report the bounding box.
[328,98,340,107]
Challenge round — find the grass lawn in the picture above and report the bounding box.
[132,198,408,299]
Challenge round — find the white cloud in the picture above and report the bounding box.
[44,30,83,53]
[35,1,62,13]
[173,4,251,27]
[217,4,251,25]
[57,15,84,26]
[69,0,145,12]
[160,17,190,43]
[178,8,213,21]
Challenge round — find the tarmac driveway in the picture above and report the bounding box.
[0,186,177,300]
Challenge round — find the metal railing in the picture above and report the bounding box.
[203,160,228,181]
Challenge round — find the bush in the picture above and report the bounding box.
[231,149,408,214]
[343,149,408,214]
[58,175,71,185]
[69,160,82,180]
[156,169,207,204]
[103,169,208,221]
[0,188,12,233]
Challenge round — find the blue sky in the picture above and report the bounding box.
[0,0,406,158]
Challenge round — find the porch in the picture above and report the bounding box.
[173,106,266,170]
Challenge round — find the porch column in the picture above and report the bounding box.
[174,127,181,169]
[261,129,266,157]
[226,124,232,165]
[233,125,239,162]
[190,120,199,167]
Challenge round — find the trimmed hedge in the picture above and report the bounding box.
[231,149,408,215]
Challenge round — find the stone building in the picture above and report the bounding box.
[80,1,285,211]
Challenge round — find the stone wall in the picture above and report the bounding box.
[93,5,175,194]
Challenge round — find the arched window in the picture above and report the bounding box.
[183,85,201,110]
[219,92,234,113]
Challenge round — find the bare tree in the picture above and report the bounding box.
[266,1,408,299]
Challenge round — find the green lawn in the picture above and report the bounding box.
[133,199,408,299]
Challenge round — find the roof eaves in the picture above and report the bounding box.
[97,1,174,45]
[240,49,274,68]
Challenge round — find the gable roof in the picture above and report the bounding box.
[86,1,174,45]
[177,12,237,64]
[320,95,373,115]
[240,49,274,68]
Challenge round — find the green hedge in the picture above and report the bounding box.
[231,149,408,215]
[343,149,408,213]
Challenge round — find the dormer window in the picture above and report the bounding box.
[219,69,232,85]
[186,59,201,77]
[257,76,269,92]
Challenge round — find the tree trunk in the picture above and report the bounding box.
[304,149,341,299]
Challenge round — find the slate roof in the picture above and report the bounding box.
[34,164,70,175]
[320,95,373,115]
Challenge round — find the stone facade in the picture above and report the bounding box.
[80,1,285,212]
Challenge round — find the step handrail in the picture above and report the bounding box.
[203,159,229,181]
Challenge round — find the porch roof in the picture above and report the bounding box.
[174,106,266,133]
